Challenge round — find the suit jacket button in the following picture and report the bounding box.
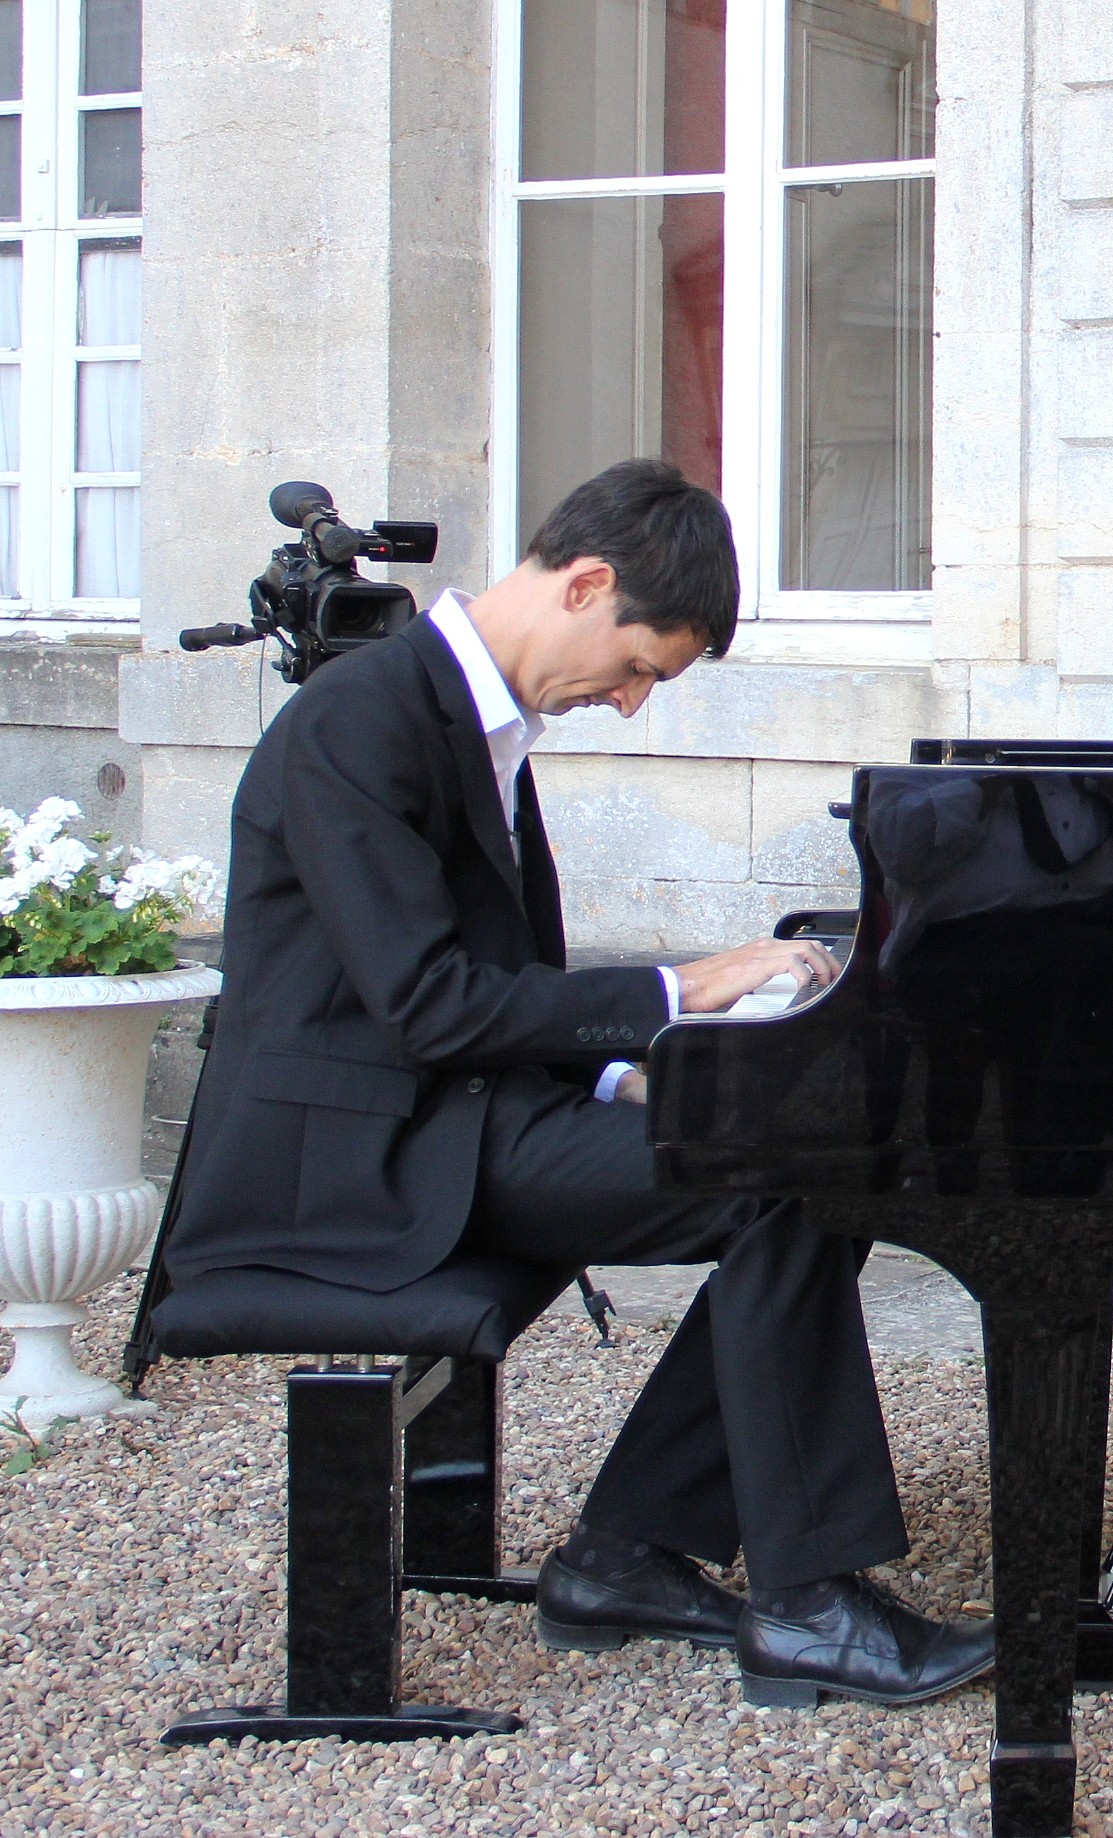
[467,1077,486,1094]
[620,1026,635,1042]
[591,1025,606,1042]
[605,1025,620,1043]
[576,1027,592,1043]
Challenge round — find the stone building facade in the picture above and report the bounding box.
[2,0,1113,953]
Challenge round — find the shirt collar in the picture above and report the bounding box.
[427,588,544,746]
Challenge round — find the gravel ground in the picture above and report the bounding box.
[2,1275,1112,1838]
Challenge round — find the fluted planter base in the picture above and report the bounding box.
[0,962,221,1437]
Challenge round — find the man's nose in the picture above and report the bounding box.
[614,679,655,719]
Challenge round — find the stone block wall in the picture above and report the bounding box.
[0,640,142,848]
[113,0,1113,955]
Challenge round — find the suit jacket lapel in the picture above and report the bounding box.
[401,616,526,910]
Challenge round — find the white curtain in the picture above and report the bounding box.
[0,246,20,596]
[75,245,140,597]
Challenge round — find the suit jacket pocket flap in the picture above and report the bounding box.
[252,1052,418,1117]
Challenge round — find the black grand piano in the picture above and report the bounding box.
[648,741,1113,1838]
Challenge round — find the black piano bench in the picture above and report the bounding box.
[148,1254,575,1747]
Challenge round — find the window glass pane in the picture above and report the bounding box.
[0,364,18,470]
[81,0,142,95]
[76,487,139,596]
[788,0,935,166]
[76,359,140,470]
[78,242,140,343]
[519,194,723,547]
[522,0,724,181]
[80,109,141,216]
[0,245,21,348]
[0,487,18,593]
[0,0,22,102]
[0,115,19,220]
[781,177,933,592]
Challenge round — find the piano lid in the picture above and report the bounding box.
[648,762,1113,1203]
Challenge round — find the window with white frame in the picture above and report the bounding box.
[0,0,141,628]
[493,0,935,632]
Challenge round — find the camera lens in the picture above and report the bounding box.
[316,580,416,649]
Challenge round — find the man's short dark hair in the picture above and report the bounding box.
[525,459,739,658]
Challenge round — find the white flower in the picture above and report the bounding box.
[38,836,95,891]
[20,798,83,847]
[0,861,50,913]
[112,851,220,915]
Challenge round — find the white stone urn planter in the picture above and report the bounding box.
[0,960,221,1435]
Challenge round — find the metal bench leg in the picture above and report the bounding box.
[161,1364,520,1745]
[403,1356,537,1604]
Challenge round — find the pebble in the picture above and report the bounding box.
[1,1273,1109,1837]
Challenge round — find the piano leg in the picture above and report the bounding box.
[1075,1295,1113,1686]
[981,1299,1101,1838]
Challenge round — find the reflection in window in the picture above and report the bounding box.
[0,0,21,103]
[788,0,935,166]
[81,108,141,216]
[81,0,142,96]
[521,0,725,182]
[0,114,18,220]
[781,179,933,591]
[518,194,723,546]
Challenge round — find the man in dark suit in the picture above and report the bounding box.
[169,460,993,1707]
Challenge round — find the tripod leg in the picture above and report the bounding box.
[121,994,218,1390]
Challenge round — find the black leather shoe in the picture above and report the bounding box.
[536,1544,743,1652]
[737,1573,995,1708]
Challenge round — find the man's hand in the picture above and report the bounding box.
[615,1068,648,1105]
[673,937,841,1015]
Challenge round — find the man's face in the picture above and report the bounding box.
[517,560,708,719]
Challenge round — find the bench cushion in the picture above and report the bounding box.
[150,1254,577,1363]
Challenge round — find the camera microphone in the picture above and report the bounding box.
[269,481,333,528]
[268,479,390,566]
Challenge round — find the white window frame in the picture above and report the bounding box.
[0,0,141,636]
[491,0,935,657]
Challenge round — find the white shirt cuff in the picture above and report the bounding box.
[657,964,681,1020]
[594,1060,637,1103]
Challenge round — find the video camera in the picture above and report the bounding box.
[178,482,438,684]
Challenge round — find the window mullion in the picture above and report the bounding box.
[490,0,524,580]
[758,0,789,608]
[720,0,773,624]
[19,235,53,611]
[48,228,78,605]
[55,0,79,231]
[15,2,59,611]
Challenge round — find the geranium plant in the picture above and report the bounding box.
[0,798,219,978]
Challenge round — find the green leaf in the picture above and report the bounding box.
[2,1449,34,1476]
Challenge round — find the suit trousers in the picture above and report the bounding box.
[462,1067,909,1590]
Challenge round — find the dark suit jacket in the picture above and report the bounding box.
[167,614,669,1292]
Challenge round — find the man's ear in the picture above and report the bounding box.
[562,558,617,613]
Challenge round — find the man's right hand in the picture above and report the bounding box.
[673,937,841,1015]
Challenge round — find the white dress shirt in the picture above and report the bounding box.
[427,589,679,1100]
